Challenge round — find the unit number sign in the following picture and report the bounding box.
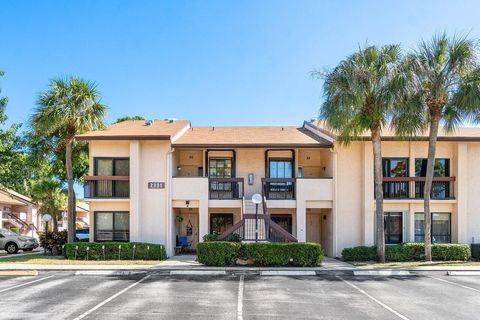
[148,182,165,189]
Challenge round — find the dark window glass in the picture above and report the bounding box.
[95,212,130,242]
[384,212,403,244]
[382,158,408,177]
[415,159,450,177]
[210,214,234,234]
[93,158,130,198]
[414,213,451,243]
[94,158,130,176]
[209,159,232,178]
[382,158,409,199]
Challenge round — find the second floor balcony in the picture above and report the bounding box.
[84,176,130,199]
[263,178,296,200]
[383,176,456,200]
[208,177,244,200]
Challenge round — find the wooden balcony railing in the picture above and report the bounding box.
[84,176,130,198]
[208,177,244,200]
[382,176,456,200]
[262,178,296,200]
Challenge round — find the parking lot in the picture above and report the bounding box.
[0,272,479,319]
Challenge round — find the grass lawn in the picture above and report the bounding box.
[348,260,480,267]
[0,254,160,265]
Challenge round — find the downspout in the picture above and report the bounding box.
[166,147,175,257]
[330,146,338,257]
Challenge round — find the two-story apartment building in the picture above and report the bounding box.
[77,119,480,257]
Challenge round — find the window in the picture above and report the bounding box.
[382,158,409,198]
[271,215,293,234]
[95,212,129,242]
[93,158,130,198]
[414,213,451,243]
[384,212,403,244]
[210,214,234,235]
[209,158,232,178]
[269,160,293,178]
[415,159,450,198]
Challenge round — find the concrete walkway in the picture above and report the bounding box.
[0,250,43,259]
[321,257,354,270]
[155,254,201,268]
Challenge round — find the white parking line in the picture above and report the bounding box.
[336,275,410,320]
[429,276,480,293]
[237,274,244,320]
[0,275,54,293]
[73,274,151,320]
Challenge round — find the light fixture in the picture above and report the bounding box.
[251,193,262,204]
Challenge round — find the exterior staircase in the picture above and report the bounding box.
[1,211,37,236]
[218,196,297,242]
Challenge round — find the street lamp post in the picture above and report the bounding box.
[251,194,262,243]
[42,214,52,256]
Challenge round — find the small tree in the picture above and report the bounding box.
[31,178,67,232]
[316,45,403,262]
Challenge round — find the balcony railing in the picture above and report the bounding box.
[208,177,244,200]
[383,177,455,200]
[84,176,130,198]
[262,178,296,200]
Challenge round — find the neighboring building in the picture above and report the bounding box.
[77,119,480,257]
[0,188,40,237]
[58,201,90,231]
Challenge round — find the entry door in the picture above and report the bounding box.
[306,214,321,243]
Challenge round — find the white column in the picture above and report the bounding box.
[457,143,468,243]
[198,178,210,241]
[129,141,141,242]
[296,202,307,242]
[362,142,375,245]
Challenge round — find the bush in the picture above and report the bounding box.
[9,227,20,234]
[197,242,323,266]
[342,243,471,262]
[239,243,324,267]
[39,231,68,255]
[64,242,167,260]
[197,241,240,266]
[202,233,218,242]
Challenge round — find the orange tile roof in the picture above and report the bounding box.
[312,121,480,141]
[76,119,191,141]
[172,125,332,147]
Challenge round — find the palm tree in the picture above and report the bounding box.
[316,45,403,262]
[393,33,480,261]
[0,69,7,123]
[31,178,67,232]
[31,76,107,242]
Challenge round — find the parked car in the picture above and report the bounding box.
[76,228,90,241]
[0,228,39,254]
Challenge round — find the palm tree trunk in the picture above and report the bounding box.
[423,115,440,261]
[52,211,59,233]
[372,127,385,263]
[66,139,76,243]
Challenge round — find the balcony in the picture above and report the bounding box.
[383,177,455,200]
[209,177,244,200]
[84,176,130,199]
[263,178,296,200]
[296,177,334,202]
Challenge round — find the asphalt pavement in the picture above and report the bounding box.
[0,271,479,319]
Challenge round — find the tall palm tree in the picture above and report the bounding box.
[31,178,67,232]
[316,45,403,262]
[393,33,480,261]
[0,69,7,123]
[31,76,107,242]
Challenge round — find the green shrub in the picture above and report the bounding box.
[9,227,20,234]
[432,243,471,261]
[223,233,242,242]
[342,243,471,262]
[342,246,377,261]
[202,233,218,242]
[197,241,240,266]
[64,242,166,260]
[239,243,324,267]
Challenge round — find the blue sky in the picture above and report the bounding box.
[1,0,480,128]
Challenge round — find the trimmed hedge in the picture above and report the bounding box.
[64,242,167,260]
[342,243,471,262]
[197,241,240,266]
[197,242,324,266]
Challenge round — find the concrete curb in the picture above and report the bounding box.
[447,271,480,276]
[261,270,316,276]
[170,270,227,275]
[0,270,39,276]
[74,271,147,276]
[354,270,411,276]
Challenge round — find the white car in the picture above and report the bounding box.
[0,228,39,254]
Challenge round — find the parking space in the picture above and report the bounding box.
[0,272,479,319]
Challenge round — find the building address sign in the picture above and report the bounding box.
[148,182,165,189]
